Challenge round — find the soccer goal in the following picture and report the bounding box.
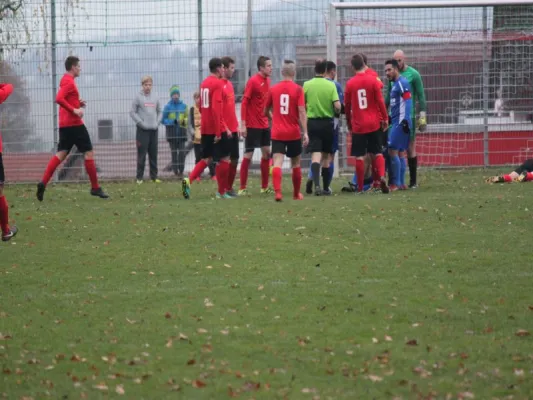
[327,0,533,171]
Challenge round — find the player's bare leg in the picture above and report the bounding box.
[36,150,68,202]
[239,151,253,195]
[260,146,273,194]
[84,150,109,198]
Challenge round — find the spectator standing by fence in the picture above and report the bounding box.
[188,92,215,180]
[162,85,189,178]
[130,75,162,184]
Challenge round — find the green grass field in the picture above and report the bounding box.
[1,170,532,399]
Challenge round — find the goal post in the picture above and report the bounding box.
[327,0,533,172]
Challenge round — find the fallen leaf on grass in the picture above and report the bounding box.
[406,339,418,346]
[301,388,317,393]
[242,381,260,391]
[528,305,533,311]
[126,318,136,324]
[115,384,125,395]
[166,339,173,348]
[367,375,383,382]
[192,380,206,388]
[93,383,108,391]
[372,337,379,343]
[514,369,524,376]
[164,312,172,319]
[384,335,393,342]
[458,392,475,399]
[197,328,208,334]
[515,329,530,337]
[204,298,214,307]
[257,285,264,291]
[220,330,229,335]
[224,263,232,268]
[179,332,189,340]
[187,359,196,366]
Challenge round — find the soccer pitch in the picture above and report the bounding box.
[1,170,532,399]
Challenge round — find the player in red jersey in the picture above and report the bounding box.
[486,158,533,183]
[182,57,233,199]
[221,56,240,196]
[239,56,273,195]
[36,56,108,201]
[0,82,18,241]
[344,54,389,194]
[264,60,309,202]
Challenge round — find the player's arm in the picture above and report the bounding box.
[374,82,389,132]
[336,82,345,114]
[0,83,14,104]
[240,79,253,133]
[331,83,341,116]
[399,83,413,133]
[412,71,427,131]
[344,82,352,132]
[130,96,145,128]
[162,103,172,125]
[264,91,273,118]
[297,89,309,146]
[156,99,162,126]
[56,80,84,117]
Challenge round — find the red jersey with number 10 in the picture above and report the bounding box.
[265,81,304,141]
[200,75,224,136]
[0,83,14,153]
[345,72,388,134]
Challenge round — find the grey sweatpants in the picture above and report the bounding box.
[136,127,158,180]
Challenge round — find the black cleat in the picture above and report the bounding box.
[36,182,46,202]
[2,225,18,242]
[91,187,109,199]
[314,186,322,196]
[341,182,357,193]
[322,188,332,196]
[380,177,390,194]
[305,179,313,194]
[409,183,418,189]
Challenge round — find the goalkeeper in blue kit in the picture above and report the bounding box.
[385,59,413,191]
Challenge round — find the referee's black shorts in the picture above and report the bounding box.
[307,118,334,154]
[57,124,93,153]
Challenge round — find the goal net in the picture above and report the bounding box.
[327,0,533,170]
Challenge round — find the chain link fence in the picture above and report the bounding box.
[1,0,532,183]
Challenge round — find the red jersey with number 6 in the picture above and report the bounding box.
[265,81,304,141]
[345,72,388,134]
[200,75,224,137]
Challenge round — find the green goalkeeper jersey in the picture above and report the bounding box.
[386,66,426,118]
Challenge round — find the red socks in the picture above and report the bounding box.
[0,195,9,235]
[260,158,270,189]
[292,167,302,197]
[355,159,365,192]
[240,157,251,190]
[216,160,230,195]
[526,172,533,182]
[228,163,237,191]
[84,159,100,190]
[372,154,385,181]
[41,155,62,185]
[503,174,513,182]
[272,167,282,193]
[189,159,208,182]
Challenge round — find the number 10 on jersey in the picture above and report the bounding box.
[201,88,210,108]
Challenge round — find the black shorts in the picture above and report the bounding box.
[57,125,93,153]
[201,133,231,160]
[230,133,240,160]
[0,153,5,184]
[272,139,302,158]
[307,118,334,154]
[515,158,533,174]
[245,128,270,152]
[350,130,382,157]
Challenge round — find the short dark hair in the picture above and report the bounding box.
[221,56,235,68]
[314,58,327,74]
[358,53,368,65]
[385,59,400,70]
[326,61,336,73]
[257,56,270,70]
[351,54,365,71]
[209,57,223,73]
[65,56,80,71]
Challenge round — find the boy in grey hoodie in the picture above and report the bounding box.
[130,75,162,183]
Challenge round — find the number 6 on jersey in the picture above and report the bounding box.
[357,89,367,109]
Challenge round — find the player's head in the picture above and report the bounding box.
[221,56,235,79]
[385,59,400,81]
[325,61,336,79]
[358,53,368,66]
[257,56,272,77]
[314,58,327,75]
[351,54,365,73]
[170,85,180,102]
[141,75,153,94]
[65,56,81,77]
[193,91,200,106]
[393,50,406,71]
[281,59,296,80]
[209,57,224,77]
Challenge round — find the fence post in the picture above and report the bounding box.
[197,0,203,86]
[482,6,489,167]
[51,0,59,181]
[245,0,252,84]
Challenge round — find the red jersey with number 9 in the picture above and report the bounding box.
[344,72,388,134]
[200,75,224,136]
[265,81,304,141]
